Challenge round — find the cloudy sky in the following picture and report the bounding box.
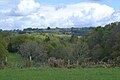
[0,0,120,30]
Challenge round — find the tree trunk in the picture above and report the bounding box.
[67,59,70,66]
[5,57,7,63]
[29,56,32,61]
[76,60,79,66]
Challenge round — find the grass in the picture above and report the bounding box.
[0,68,119,80]
[1,53,119,80]
[7,53,23,64]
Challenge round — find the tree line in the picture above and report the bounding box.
[0,22,120,68]
[3,27,94,36]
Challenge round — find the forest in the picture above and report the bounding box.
[0,22,120,68]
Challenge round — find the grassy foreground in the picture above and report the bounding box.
[0,68,119,80]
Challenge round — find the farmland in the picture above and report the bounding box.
[0,68,119,80]
[0,22,120,80]
[0,53,117,80]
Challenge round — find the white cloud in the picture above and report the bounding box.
[9,0,40,16]
[0,18,14,30]
[0,1,120,30]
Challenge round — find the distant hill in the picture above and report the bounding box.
[2,27,95,36]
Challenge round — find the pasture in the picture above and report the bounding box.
[0,68,119,80]
[0,52,119,80]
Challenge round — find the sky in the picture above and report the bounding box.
[0,0,120,30]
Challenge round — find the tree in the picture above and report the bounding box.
[90,44,104,61]
[49,45,67,59]
[47,27,51,30]
[0,38,8,67]
[44,36,50,42]
[87,26,103,49]
[49,44,75,64]
[70,34,78,44]
[112,32,120,59]
[73,40,89,63]
[0,43,8,62]
[8,34,34,52]
[18,41,47,62]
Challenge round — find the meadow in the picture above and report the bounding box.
[0,52,119,80]
[0,68,119,80]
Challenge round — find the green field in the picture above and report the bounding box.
[8,53,23,64]
[0,68,119,80]
[2,52,119,80]
[0,53,119,80]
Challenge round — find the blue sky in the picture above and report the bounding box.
[33,0,120,9]
[0,0,120,30]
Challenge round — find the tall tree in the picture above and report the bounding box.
[73,40,89,63]
[18,41,46,62]
[112,32,120,59]
[0,38,8,65]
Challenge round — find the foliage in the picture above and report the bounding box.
[86,22,120,62]
[0,22,120,68]
[0,38,8,62]
[7,34,34,52]
[0,38,8,68]
[0,43,8,62]
[18,41,46,62]
[73,40,89,62]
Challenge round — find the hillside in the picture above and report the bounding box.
[0,22,120,68]
[3,27,94,36]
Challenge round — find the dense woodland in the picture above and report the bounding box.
[0,22,120,68]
